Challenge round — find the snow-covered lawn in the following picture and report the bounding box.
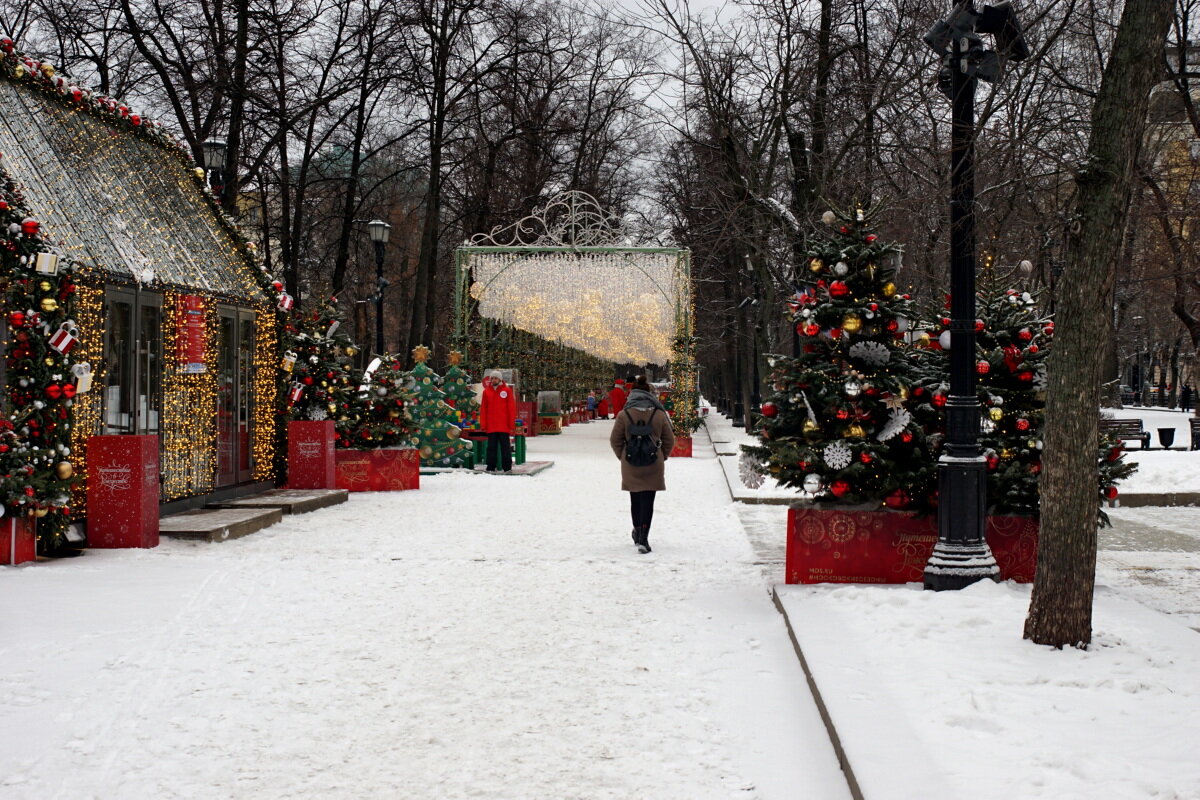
[776,580,1200,800]
[0,421,849,800]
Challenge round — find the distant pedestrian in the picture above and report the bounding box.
[480,370,516,472]
[610,375,675,554]
[1182,384,1193,413]
[587,390,598,419]
[609,379,627,417]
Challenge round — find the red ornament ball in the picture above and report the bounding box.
[900,431,914,443]
[1027,345,1039,355]
[9,311,25,328]
[975,319,985,332]
[840,226,849,234]
[828,280,850,298]
[884,489,910,509]
[865,234,877,243]
[130,114,142,126]
[272,280,284,291]
[1018,328,1033,342]
[829,327,843,339]
[1108,446,1122,461]
[761,401,778,418]
[987,455,1000,470]
[835,408,851,420]
[859,451,873,464]
[1030,462,1042,475]
[803,323,820,337]
[1016,418,1031,431]
[1104,486,1119,500]
[45,384,63,400]
[976,360,991,375]
[932,393,947,408]
[830,480,851,498]
[1018,370,1034,382]
[21,218,39,236]
[1043,322,1055,336]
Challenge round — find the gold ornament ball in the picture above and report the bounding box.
[345,347,358,357]
[1001,448,1015,460]
[844,424,867,439]
[881,282,897,298]
[41,63,56,78]
[842,314,863,333]
[328,403,337,413]
[194,167,206,179]
[419,446,433,458]
[44,357,55,366]
[809,258,824,273]
[446,427,460,440]
[388,409,400,418]
[55,461,74,479]
[988,407,1003,421]
[40,298,59,312]
[34,508,49,518]
[39,280,52,292]
[802,419,821,435]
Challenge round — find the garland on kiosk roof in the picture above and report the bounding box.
[0,155,82,552]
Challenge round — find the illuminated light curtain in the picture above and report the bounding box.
[469,250,679,365]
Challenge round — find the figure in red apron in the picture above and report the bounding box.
[479,370,517,472]
[608,379,627,418]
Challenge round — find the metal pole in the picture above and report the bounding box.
[924,20,999,590]
[374,240,385,355]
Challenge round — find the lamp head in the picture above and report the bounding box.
[201,138,227,170]
[367,219,391,244]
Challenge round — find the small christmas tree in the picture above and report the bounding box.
[911,279,1135,517]
[744,206,934,508]
[440,350,480,429]
[279,297,361,444]
[407,345,473,467]
[345,356,414,449]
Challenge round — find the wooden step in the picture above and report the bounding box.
[213,488,348,515]
[159,507,283,542]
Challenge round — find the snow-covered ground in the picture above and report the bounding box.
[0,421,850,800]
[4,411,1200,800]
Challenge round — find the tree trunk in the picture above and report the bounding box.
[1024,0,1172,649]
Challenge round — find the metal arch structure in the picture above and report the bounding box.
[453,192,696,432]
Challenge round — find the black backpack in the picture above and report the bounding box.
[624,408,660,467]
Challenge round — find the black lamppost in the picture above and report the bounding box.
[367,219,391,355]
[922,1,1029,590]
[201,138,227,203]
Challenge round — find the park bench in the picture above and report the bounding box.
[1191,417,1200,450]
[1099,418,1152,449]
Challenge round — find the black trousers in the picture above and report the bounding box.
[630,490,657,529]
[486,432,512,471]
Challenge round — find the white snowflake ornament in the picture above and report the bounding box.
[823,441,853,470]
[739,451,766,489]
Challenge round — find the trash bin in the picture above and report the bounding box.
[1158,427,1176,449]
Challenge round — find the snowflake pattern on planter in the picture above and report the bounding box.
[848,340,890,367]
[306,406,329,421]
[739,450,766,488]
[875,408,912,442]
[823,440,852,470]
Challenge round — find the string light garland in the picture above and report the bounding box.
[67,282,105,513]
[159,291,217,499]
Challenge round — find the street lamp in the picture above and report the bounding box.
[201,138,227,203]
[367,219,391,355]
[921,0,1029,591]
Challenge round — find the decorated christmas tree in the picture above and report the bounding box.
[743,206,934,508]
[344,356,414,448]
[407,345,473,467]
[279,297,362,445]
[1,160,81,552]
[911,278,1135,517]
[440,350,480,429]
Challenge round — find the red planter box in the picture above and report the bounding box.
[786,507,1038,584]
[288,420,336,489]
[335,448,419,492]
[517,402,537,436]
[87,434,160,549]
[670,436,693,458]
[1,517,36,565]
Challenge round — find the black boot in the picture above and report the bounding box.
[636,525,651,554]
[632,526,640,545]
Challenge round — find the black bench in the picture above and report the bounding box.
[1099,418,1151,449]
[1191,417,1200,450]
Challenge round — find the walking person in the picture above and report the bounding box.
[1182,384,1193,413]
[587,390,598,420]
[480,370,516,472]
[610,375,675,554]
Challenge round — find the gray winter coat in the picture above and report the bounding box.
[609,389,676,492]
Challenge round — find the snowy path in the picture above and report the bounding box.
[1,421,850,800]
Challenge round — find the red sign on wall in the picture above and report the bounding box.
[177,295,207,373]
